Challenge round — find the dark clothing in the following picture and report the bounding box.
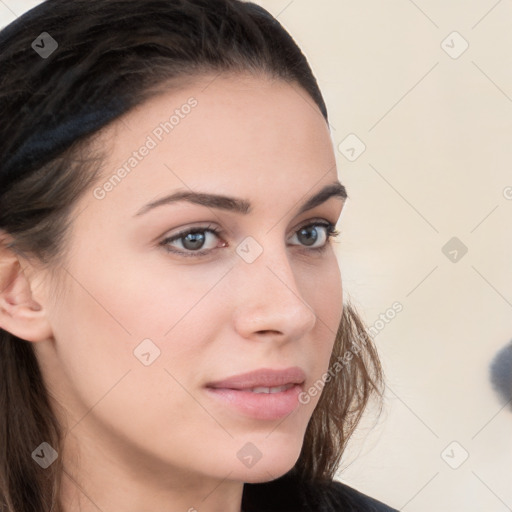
[242,469,398,512]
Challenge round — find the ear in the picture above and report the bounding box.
[0,234,53,342]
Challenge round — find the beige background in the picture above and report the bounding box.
[2,1,511,510]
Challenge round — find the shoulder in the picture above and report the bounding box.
[243,470,399,512]
[319,479,399,512]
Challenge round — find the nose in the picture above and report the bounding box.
[231,242,317,343]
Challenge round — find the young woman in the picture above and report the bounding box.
[0,1,398,510]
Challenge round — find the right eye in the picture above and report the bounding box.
[160,224,227,258]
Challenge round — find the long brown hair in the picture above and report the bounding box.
[0,1,383,510]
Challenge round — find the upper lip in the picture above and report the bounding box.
[206,367,306,390]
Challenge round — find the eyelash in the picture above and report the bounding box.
[159,220,341,258]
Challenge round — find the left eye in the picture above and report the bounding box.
[160,221,340,258]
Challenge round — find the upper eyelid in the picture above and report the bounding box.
[163,217,337,241]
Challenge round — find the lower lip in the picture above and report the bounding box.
[204,384,303,420]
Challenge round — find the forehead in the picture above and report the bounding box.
[82,73,337,218]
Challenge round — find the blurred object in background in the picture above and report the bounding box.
[490,340,512,410]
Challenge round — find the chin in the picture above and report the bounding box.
[234,444,302,484]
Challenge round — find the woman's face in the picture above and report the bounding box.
[34,73,345,500]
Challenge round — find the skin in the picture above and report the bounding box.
[0,73,345,512]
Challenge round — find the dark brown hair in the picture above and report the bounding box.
[0,1,384,510]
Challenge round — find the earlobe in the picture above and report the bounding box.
[0,236,53,343]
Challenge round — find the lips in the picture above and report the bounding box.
[204,367,307,420]
[205,366,306,391]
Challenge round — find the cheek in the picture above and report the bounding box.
[65,243,229,337]
[47,257,230,449]
[48,251,185,375]
[299,255,343,381]
[301,251,343,337]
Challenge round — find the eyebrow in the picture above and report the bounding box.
[134,180,347,217]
